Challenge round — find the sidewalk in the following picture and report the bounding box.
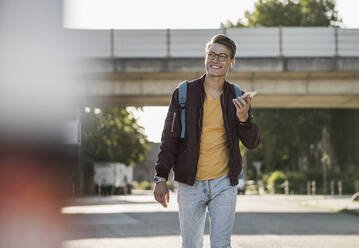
[64,191,359,215]
[296,195,359,214]
[254,194,359,215]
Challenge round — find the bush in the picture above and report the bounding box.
[260,167,359,195]
[286,171,306,194]
[267,171,287,194]
[139,180,153,190]
[132,181,140,189]
[245,180,258,194]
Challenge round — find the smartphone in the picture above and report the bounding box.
[240,91,257,98]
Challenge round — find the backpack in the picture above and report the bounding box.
[178,81,243,139]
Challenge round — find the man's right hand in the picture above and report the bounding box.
[153,182,169,208]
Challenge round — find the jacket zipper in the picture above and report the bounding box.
[221,94,234,183]
[193,95,205,184]
[171,112,176,133]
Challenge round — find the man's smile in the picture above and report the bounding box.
[210,65,222,69]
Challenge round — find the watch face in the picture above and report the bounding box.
[154,177,165,183]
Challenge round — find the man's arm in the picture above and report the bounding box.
[154,88,181,179]
[154,88,181,208]
[232,95,260,149]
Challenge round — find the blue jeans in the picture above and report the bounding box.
[177,174,237,248]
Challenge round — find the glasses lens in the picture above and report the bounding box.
[208,52,216,60]
[207,52,229,62]
[219,54,228,61]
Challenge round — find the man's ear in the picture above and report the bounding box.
[231,58,236,67]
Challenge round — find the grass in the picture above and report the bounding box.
[338,208,359,217]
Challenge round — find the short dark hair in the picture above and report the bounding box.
[206,34,237,59]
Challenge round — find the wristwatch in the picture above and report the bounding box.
[153,176,167,183]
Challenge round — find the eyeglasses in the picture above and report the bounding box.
[206,52,230,62]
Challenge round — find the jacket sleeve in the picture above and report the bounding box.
[154,88,182,180]
[236,102,260,150]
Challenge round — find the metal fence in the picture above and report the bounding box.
[64,27,359,58]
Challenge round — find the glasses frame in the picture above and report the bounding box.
[206,51,231,62]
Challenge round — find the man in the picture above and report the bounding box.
[153,34,260,248]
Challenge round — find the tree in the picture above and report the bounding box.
[247,109,332,173]
[246,0,302,27]
[81,107,150,165]
[221,0,341,28]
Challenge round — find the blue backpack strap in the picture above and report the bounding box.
[178,81,188,139]
[233,83,243,98]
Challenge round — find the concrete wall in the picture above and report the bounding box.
[65,27,359,58]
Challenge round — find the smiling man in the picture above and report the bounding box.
[153,34,260,248]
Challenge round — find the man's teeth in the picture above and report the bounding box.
[211,65,221,69]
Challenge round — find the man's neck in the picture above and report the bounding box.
[204,74,226,91]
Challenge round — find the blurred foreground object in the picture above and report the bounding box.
[0,140,72,248]
[0,0,83,247]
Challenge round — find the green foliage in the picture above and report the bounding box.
[139,180,153,190]
[262,169,359,194]
[267,170,287,184]
[246,0,302,27]
[132,181,140,189]
[266,170,287,193]
[247,109,332,173]
[246,181,259,194]
[239,140,247,157]
[81,107,150,165]
[330,109,359,169]
[300,0,341,26]
[220,19,246,28]
[222,0,341,28]
[286,171,307,193]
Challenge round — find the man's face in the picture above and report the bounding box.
[205,43,234,77]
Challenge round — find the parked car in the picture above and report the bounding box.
[237,170,246,194]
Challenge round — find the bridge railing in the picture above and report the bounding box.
[65,27,359,58]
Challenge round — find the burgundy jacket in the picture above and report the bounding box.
[155,74,260,186]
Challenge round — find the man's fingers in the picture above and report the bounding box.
[154,192,160,203]
[153,183,169,208]
[245,95,252,105]
[238,98,247,106]
[233,98,244,110]
[235,96,251,109]
[165,192,169,203]
[159,193,168,208]
[232,99,240,110]
[154,192,168,208]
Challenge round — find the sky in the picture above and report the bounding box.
[64,0,359,29]
[64,0,359,142]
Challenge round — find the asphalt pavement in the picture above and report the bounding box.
[61,191,359,248]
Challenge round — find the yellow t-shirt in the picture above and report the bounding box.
[196,87,229,180]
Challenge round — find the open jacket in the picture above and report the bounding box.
[155,75,260,186]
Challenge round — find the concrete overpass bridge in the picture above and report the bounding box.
[67,27,359,108]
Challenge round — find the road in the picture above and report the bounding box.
[62,192,359,248]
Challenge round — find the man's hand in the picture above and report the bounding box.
[232,95,251,122]
[153,182,169,208]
